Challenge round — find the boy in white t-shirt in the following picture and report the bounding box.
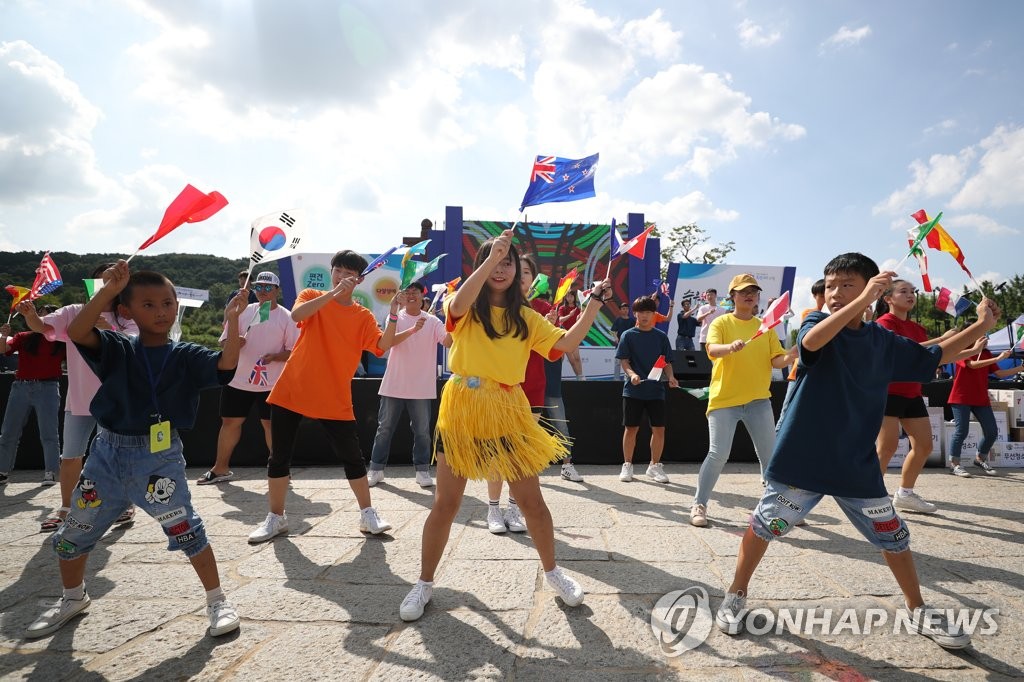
[368,282,452,488]
[696,288,728,351]
[198,271,299,484]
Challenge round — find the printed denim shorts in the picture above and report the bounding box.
[51,429,209,559]
[751,478,910,553]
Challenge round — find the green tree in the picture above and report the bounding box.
[652,223,736,279]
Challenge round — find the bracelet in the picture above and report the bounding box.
[388,314,398,323]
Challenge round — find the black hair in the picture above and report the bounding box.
[22,331,65,357]
[706,288,717,295]
[91,262,125,327]
[331,250,369,273]
[404,281,427,294]
[121,271,176,305]
[632,295,658,313]
[236,269,248,279]
[823,252,879,281]
[472,237,528,341]
[811,278,825,297]
[874,278,912,318]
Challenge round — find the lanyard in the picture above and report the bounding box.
[137,338,173,421]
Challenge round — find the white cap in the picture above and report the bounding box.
[254,271,280,286]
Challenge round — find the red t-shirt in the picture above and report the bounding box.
[523,299,553,407]
[875,313,928,398]
[556,304,581,330]
[4,332,65,380]
[948,349,994,407]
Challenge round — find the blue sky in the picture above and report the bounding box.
[2,1,1022,312]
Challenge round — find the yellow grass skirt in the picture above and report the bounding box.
[434,374,570,481]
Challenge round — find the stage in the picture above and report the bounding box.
[0,374,969,470]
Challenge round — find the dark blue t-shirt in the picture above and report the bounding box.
[676,312,698,338]
[543,358,562,398]
[615,327,674,400]
[611,316,633,340]
[76,330,234,434]
[766,312,941,498]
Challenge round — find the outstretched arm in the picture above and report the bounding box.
[553,280,611,352]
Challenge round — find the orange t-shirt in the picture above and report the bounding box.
[787,308,817,380]
[267,289,385,420]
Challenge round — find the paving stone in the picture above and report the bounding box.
[231,623,391,681]
[0,650,98,681]
[561,560,725,597]
[227,578,407,624]
[236,536,365,579]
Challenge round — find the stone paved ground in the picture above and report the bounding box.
[1,463,1022,681]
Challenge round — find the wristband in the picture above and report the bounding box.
[388,314,398,323]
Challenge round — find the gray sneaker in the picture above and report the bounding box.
[973,458,997,476]
[950,465,972,478]
[715,591,747,635]
[893,490,938,514]
[25,593,91,638]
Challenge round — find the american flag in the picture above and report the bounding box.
[31,252,63,298]
[249,358,269,386]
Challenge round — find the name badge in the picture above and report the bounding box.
[150,420,171,453]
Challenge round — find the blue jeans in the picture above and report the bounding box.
[52,429,209,559]
[751,478,910,552]
[775,380,797,434]
[948,404,998,463]
[369,396,432,471]
[694,399,775,507]
[62,412,98,460]
[542,394,574,463]
[0,380,61,475]
[676,336,695,351]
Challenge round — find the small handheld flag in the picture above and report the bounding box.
[5,285,31,313]
[527,274,550,301]
[519,153,599,212]
[250,209,305,268]
[911,209,975,281]
[553,269,578,307]
[647,355,667,381]
[611,224,656,260]
[361,246,400,277]
[681,386,710,401]
[83,279,105,300]
[400,254,446,290]
[906,228,933,292]
[934,287,972,317]
[31,252,63,298]
[746,291,790,343]
[134,184,228,256]
[400,240,431,270]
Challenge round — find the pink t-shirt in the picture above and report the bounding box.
[379,310,447,399]
[43,304,139,416]
[219,303,299,392]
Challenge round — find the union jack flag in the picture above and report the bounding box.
[530,157,557,184]
[31,252,63,298]
[249,358,269,387]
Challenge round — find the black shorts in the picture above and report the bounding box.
[883,394,928,419]
[623,397,667,428]
[219,385,272,420]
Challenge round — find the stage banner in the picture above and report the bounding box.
[665,263,797,344]
[460,220,625,349]
[282,252,403,323]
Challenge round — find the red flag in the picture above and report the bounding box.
[137,184,228,252]
[612,224,656,260]
[647,355,667,381]
[5,285,32,313]
[748,291,790,342]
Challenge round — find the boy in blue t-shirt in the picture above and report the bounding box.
[25,261,248,640]
[715,253,999,650]
[616,295,678,483]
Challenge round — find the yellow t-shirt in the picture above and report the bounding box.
[706,314,785,413]
[445,300,564,386]
[268,289,384,420]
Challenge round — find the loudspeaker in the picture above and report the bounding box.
[674,350,712,379]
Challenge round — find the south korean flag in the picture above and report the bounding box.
[249,209,306,268]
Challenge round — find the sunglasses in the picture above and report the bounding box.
[251,284,277,292]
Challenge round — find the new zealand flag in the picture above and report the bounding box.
[519,153,599,212]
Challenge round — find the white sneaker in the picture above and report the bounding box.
[646,462,669,483]
[907,604,971,649]
[487,506,507,534]
[690,504,708,527]
[546,567,585,607]
[560,462,584,482]
[504,504,527,532]
[359,507,392,534]
[893,490,938,514]
[367,469,385,487]
[415,470,434,487]
[716,591,747,635]
[207,600,240,637]
[400,580,433,622]
[949,465,972,478]
[41,471,57,487]
[619,462,634,482]
[248,512,288,544]
[25,593,91,638]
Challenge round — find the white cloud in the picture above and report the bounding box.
[821,24,872,51]
[950,126,1024,209]
[923,119,957,136]
[948,213,1018,236]
[737,19,781,48]
[622,9,683,61]
[0,40,108,204]
[873,149,975,215]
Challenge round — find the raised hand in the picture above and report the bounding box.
[486,230,514,264]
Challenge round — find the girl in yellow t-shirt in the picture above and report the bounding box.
[399,230,610,622]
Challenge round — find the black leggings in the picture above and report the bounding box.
[268,405,367,480]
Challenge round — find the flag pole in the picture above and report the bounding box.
[125,249,142,263]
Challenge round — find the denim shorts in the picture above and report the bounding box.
[751,478,910,553]
[51,429,209,559]
[61,412,98,460]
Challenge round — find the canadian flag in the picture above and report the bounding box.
[647,355,667,381]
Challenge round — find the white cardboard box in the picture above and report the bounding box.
[928,408,944,456]
[990,441,1024,468]
[944,420,1008,465]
